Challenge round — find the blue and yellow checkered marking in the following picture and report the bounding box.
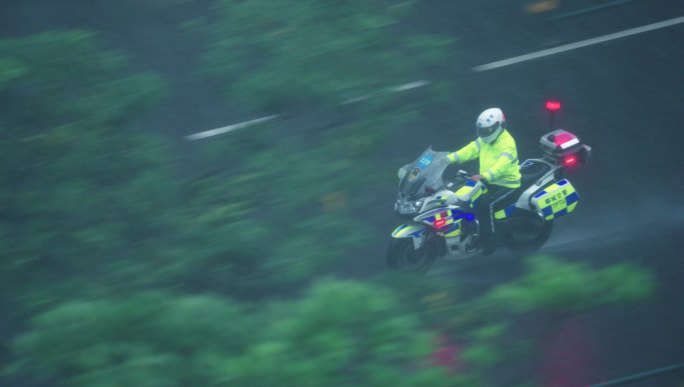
[416,209,472,237]
[455,185,475,198]
[533,190,546,199]
[419,209,455,224]
[392,223,426,238]
[532,179,580,220]
[442,221,462,237]
[455,182,487,208]
[494,204,517,220]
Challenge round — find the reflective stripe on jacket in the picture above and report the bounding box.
[446,129,521,188]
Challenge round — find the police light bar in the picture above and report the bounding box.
[545,101,561,111]
[540,129,580,151]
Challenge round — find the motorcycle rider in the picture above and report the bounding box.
[447,108,521,255]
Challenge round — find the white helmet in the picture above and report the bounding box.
[476,107,506,143]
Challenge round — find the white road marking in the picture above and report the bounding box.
[472,15,684,72]
[341,80,430,104]
[341,94,372,104]
[189,80,430,140]
[185,115,278,140]
[390,80,431,92]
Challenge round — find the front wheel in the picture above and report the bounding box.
[501,212,554,253]
[386,237,435,274]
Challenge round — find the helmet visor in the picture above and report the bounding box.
[477,122,498,138]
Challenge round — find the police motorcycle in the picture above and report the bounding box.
[387,129,591,273]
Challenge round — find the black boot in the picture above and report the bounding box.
[482,235,499,256]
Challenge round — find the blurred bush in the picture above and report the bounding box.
[188,0,454,112]
[174,0,458,297]
[0,8,451,331]
[0,30,174,312]
[0,30,167,129]
[481,255,656,314]
[6,281,466,386]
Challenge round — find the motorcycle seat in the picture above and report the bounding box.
[520,160,552,186]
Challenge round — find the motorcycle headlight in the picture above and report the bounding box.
[398,167,407,180]
[397,201,417,215]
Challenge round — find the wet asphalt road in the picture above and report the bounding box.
[416,1,684,385]
[3,0,684,385]
[415,0,684,236]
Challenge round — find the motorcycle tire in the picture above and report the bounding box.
[386,237,436,274]
[501,212,554,253]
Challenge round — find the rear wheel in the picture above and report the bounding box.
[386,237,436,274]
[501,212,553,253]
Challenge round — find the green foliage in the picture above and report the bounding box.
[481,255,656,314]
[0,30,176,311]
[442,255,656,385]
[469,323,507,342]
[6,282,463,386]
[190,0,454,112]
[176,136,375,293]
[459,343,501,369]
[6,292,251,386]
[0,30,167,129]
[214,280,457,386]
[176,0,458,298]
[454,322,508,377]
[374,271,464,330]
[0,57,27,85]
[0,27,379,312]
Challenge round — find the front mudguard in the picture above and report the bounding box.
[391,223,427,250]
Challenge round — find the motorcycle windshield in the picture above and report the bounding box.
[398,147,451,200]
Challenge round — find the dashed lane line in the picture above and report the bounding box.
[472,15,684,72]
[185,115,278,141]
[186,81,430,140]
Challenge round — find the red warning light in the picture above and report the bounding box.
[563,155,577,167]
[434,219,446,228]
[545,101,561,111]
[553,132,577,146]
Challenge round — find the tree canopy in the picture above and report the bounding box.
[190,0,454,112]
[6,282,459,387]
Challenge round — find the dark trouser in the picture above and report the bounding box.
[473,185,517,245]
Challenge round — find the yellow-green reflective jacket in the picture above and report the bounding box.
[446,129,522,188]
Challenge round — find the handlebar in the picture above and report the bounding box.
[456,170,470,178]
[453,169,490,189]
